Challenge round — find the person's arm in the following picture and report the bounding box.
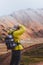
[13,25,26,37]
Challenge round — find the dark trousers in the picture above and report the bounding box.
[10,50,21,65]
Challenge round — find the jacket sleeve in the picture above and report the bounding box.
[13,25,26,37]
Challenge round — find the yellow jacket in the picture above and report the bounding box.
[8,25,26,50]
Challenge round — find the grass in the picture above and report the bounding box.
[20,44,43,65]
[21,55,43,65]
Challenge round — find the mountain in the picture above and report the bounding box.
[0,8,43,65]
[0,9,43,40]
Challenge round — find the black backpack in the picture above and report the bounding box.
[5,34,17,50]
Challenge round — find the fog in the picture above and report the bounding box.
[0,0,43,16]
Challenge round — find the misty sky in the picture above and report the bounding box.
[0,0,43,16]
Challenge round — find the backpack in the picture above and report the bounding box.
[5,34,17,50]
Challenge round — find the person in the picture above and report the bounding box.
[8,24,26,65]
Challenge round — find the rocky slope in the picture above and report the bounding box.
[0,8,43,65]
